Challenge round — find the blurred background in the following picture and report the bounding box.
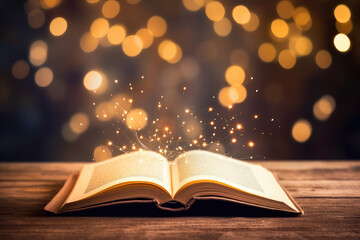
[0,0,359,162]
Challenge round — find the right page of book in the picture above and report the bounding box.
[171,150,297,211]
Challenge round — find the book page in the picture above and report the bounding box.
[66,151,171,203]
[171,150,298,211]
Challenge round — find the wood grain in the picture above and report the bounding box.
[0,161,359,239]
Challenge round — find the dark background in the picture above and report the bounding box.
[0,0,359,162]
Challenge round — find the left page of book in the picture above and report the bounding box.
[66,151,171,203]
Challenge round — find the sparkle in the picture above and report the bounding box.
[248,141,255,147]
[231,138,237,143]
[108,141,112,146]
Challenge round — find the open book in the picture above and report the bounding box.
[45,150,303,214]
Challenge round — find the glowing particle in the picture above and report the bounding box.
[248,141,254,147]
[333,33,351,52]
[49,17,67,36]
[83,70,102,91]
[236,124,243,130]
[108,141,112,146]
[254,115,258,119]
[292,119,312,143]
[185,109,190,113]
[231,138,237,143]
[208,107,213,112]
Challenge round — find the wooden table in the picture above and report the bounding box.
[0,161,359,239]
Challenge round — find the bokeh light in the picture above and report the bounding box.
[49,17,67,36]
[93,145,112,162]
[225,65,245,86]
[158,40,182,63]
[70,113,89,134]
[12,60,30,79]
[258,42,276,62]
[136,28,153,49]
[313,95,336,121]
[102,0,120,19]
[147,16,167,37]
[95,102,115,121]
[334,4,351,23]
[335,20,353,34]
[126,108,148,130]
[107,25,126,45]
[122,35,143,57]
[213,17,232,37]
[242,12,259,32]
[182,0,204,11]
[294,36,313,56]
[27,9,45,29]
[278,49,296,69]
[333,33,350,52]
[315,50,332,69]
[271,19,289,39]
[90,18,110,38]
[276,1,294,19]
[293,7,312,31]
[205,1,225,22]
[232,5,250,25]
[80,32,99,52]
[35,67,53,87]
[292,119,312,143]
[29,40,48,66]
[83,70,102,91]
[40,0,61,9]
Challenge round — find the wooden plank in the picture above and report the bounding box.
[0,162,359,240]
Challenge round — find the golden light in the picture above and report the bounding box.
[83,70,102,91]
[49,17,67,36]
[80,32,99,52]
[90,18,110,38]
[278,49,296,69]
[336,20,353,34]
[102,0,120,19]
[213,17,232,37]
[182,0,204,11]
[242,12,259,32]
[218,86,241,107]
[334,33,351,52]
[107,25,126,45]
[276,0,294,19]
[294,36,313,56]
[40,0,61,9]
[232,5,250,24]
[207,142,225,154]
[236,124,243,130]
[28,9,45,29]
[315,50,332,69]
[248,141,254,147]
[95,102,115,121]
[158,40,182,63]
[231,138,237,143]
[313,95,336,121]
[147,16,167,37]
[29,40,48,66]
[225,65,245,86]
[61,123,78,142]
[136,28,153,49]
[205,1,225,22]
[69,113,89,134]
[93,145,112,162]
[12,60,30,79]
[232,85,247,103]
[122,35,143,57]
[110,94,132,119]
[258,42,276,62]
[35,67,53,87]
[334,4,351,23]
[126,108,148,130]
[271,19,289,38]
[293,7,312,31]
[292,119,312,143]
